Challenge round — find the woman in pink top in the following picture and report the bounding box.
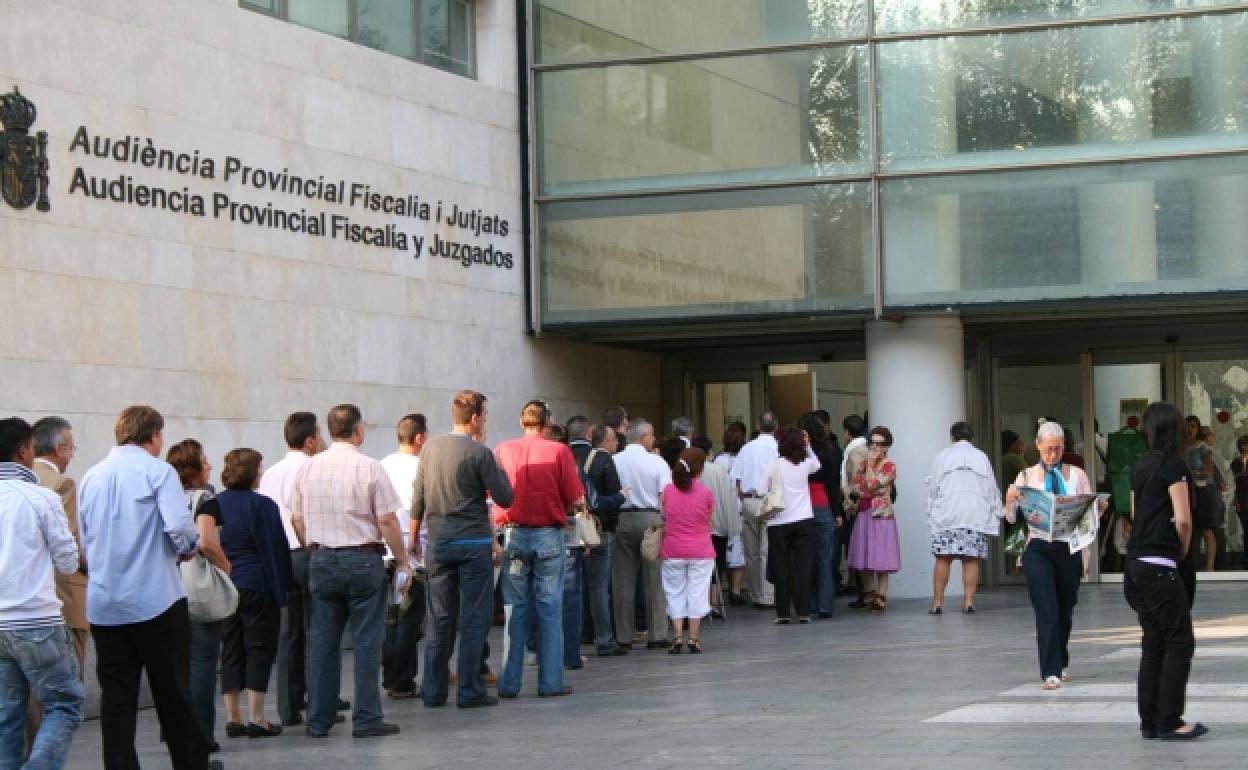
[660,447,715,654]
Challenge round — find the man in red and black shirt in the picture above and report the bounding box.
[492,401,584,699]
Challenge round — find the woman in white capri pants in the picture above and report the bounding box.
[660,447,716,654]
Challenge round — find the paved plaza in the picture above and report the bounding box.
[64,584,1247,769]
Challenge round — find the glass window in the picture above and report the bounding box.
[423,0,474,76]
[875,0,1248,35]
[880,154,1248,308]
[241,0,279,12]
[359,0,418,60]
[878,13,1248,172]
[241,1,474,78]
[537,46,869,196]
[536,0,866,63]
[540,183,873,324]
[288,0,351,38]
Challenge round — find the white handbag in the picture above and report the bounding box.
[181,554,238,623]
[759,462,786,521]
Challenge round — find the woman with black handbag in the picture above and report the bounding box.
[1124,402,1206,741]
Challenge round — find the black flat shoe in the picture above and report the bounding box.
[247,722,283,738]
[1141,728,1158,740]
[208,741,221,753]
[929,606,943,615]
[1159,723,1209,741]
[597,644,629,656]
[352,722,400,738]
[225,722,246,738]
[336,698,351,712]
[963,606,976,615]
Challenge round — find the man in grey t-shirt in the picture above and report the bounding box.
[411,390,512,709]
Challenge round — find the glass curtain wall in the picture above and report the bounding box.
[530,2,1248,326]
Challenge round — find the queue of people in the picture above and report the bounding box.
[0,396,1217,770]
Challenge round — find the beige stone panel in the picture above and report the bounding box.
[182,290,236,373]
[11,271,82,363]
[229,296,281,377]
[138,286,189,372]
[233,73,304,147]
[354,314,403,387]
[144,239,195,290]
[234,6,310,75]
[302,75,355,156]
[77,280,143,367]
[396,318,436,391]
[194,371,252,420]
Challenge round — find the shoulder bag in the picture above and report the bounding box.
[760,461,786,521]
[181,554,238,622]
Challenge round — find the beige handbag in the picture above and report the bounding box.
[640,521,663,562]
[759,462,786,521]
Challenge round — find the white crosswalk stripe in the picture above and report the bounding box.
[1102,645,1248,660]
[926,701,1248,724]
[926,645,1248,724]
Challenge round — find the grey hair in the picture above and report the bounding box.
[671,416,693,438]
[32,416,72,457]
[1036,421,1065,442]
[566,416,591,440]
[759,411,779,433]
[628,419,653,443]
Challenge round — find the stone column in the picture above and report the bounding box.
[865,314,965,599]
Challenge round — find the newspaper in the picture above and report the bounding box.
[1016,486,1107,553]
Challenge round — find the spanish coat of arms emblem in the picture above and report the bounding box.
[0,86,50,212]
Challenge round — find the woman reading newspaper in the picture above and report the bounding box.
[1005,421,1105,690]
[1123,402,1206,741]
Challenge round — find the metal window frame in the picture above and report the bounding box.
[524,3,1248,327]
[238,0,477,79]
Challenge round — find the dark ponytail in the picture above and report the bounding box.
[672,447,707,492]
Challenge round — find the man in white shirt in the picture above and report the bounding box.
[731,411,780,608]
[610,419,672,648]
[0,417,84,770]
[256,412,334,728]
[379,414,427,699]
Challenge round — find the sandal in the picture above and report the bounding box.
[687,639,702,654]
[1042,676,1061,691]
[669,639,684,655]
[868,596,887,612]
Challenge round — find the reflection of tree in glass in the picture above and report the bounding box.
[357,0,390,52]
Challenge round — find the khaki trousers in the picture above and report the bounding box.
[741,498,774,605]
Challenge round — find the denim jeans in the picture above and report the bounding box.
[1124,560,1195,733]
[500,528,566,697]
[583,533,614,649]
[811,506,840,616]
[423,540,495,707]
[1021,539,1082,680]
[562,547,584,669]
[0,625,84,770]
[188,620,224,743]
[306,549,387,733]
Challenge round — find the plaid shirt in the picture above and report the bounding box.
[288,442,401,548]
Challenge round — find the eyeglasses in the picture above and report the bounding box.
[869,440,889,447]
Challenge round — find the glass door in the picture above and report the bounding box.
[1180,351,1248,579]
[992,357,1086,584]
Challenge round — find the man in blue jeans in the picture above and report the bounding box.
[494,401,585,698]
[0,417,85,770]
[288,405,410,738]
[411,390,513,709]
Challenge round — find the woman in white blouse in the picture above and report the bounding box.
[760,425,821,624]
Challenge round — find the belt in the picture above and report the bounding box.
[741,493,763,499]
[621,507,659,513]
[307,543,385,555]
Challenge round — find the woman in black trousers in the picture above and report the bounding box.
[1005,421,1100,690]
[205,449,293,738]
[1124,402,1207,741]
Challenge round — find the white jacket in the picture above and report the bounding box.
[925,441,1002,536]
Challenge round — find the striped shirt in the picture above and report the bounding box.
[0,463,79,631]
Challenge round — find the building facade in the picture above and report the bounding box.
[1,0,660,480]
[525,2,1248,595]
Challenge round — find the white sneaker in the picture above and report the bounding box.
[525,652,538,667]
